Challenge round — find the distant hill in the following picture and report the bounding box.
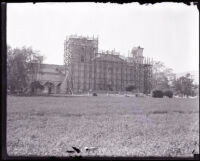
[176,71,199,84]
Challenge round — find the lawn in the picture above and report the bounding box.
[7,95,199,157]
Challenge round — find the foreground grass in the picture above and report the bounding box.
[7,95,199,157]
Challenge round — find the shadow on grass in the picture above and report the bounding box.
[148,110,199,115]
[29,110,199,118]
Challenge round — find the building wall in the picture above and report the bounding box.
[29,63,65,94]
[28,37,152,95]
[63,36,152,94]
[64,36,98,93]
[97,61,124,91]
[37,64,65,83]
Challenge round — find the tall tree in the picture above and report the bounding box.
[152,60,175,90]
[173,73,195,97]
[7,45,44,93]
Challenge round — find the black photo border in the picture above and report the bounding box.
[1,1,199,160]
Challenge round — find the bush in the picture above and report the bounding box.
[164,90,173,98]
[93,93,97,96]
[152,90,164,98]
[125,85,136,92]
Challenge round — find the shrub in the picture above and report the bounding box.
[164,90,173,98]
[93,93,97,96]
[125,85,136,92]
[152,90,164,98]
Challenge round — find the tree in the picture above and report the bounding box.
[163,90,173,98]
[152,61,165,74]
[193,83,199,96]
[173,73,195,97]
[152,60,175,90]
[152,89,164,98]
[7,45,44,93]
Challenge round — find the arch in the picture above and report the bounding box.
[30,81,44,94]
[44,81,55,94]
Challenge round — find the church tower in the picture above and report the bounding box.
[62,35,98,93]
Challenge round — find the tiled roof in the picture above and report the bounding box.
[40,64,65,74]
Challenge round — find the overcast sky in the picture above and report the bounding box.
[7,2,199,73]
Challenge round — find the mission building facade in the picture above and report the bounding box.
[29,35,153,94]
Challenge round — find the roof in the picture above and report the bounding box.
[40,64,65,74]
[39,81,62,86]
[92,54,125,63]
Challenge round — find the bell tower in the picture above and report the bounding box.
[63,35,98,93]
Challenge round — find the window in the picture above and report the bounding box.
[81,55,84,62]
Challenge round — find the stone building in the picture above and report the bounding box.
[28,64,65,94]
[30,35,153,94]
[62,35,153,94]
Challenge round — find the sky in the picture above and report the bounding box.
[7,2,199,73]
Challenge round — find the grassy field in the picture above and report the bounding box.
[7,95,199,157]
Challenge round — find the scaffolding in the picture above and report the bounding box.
[63,35,98,93]
[63,35,153,94]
